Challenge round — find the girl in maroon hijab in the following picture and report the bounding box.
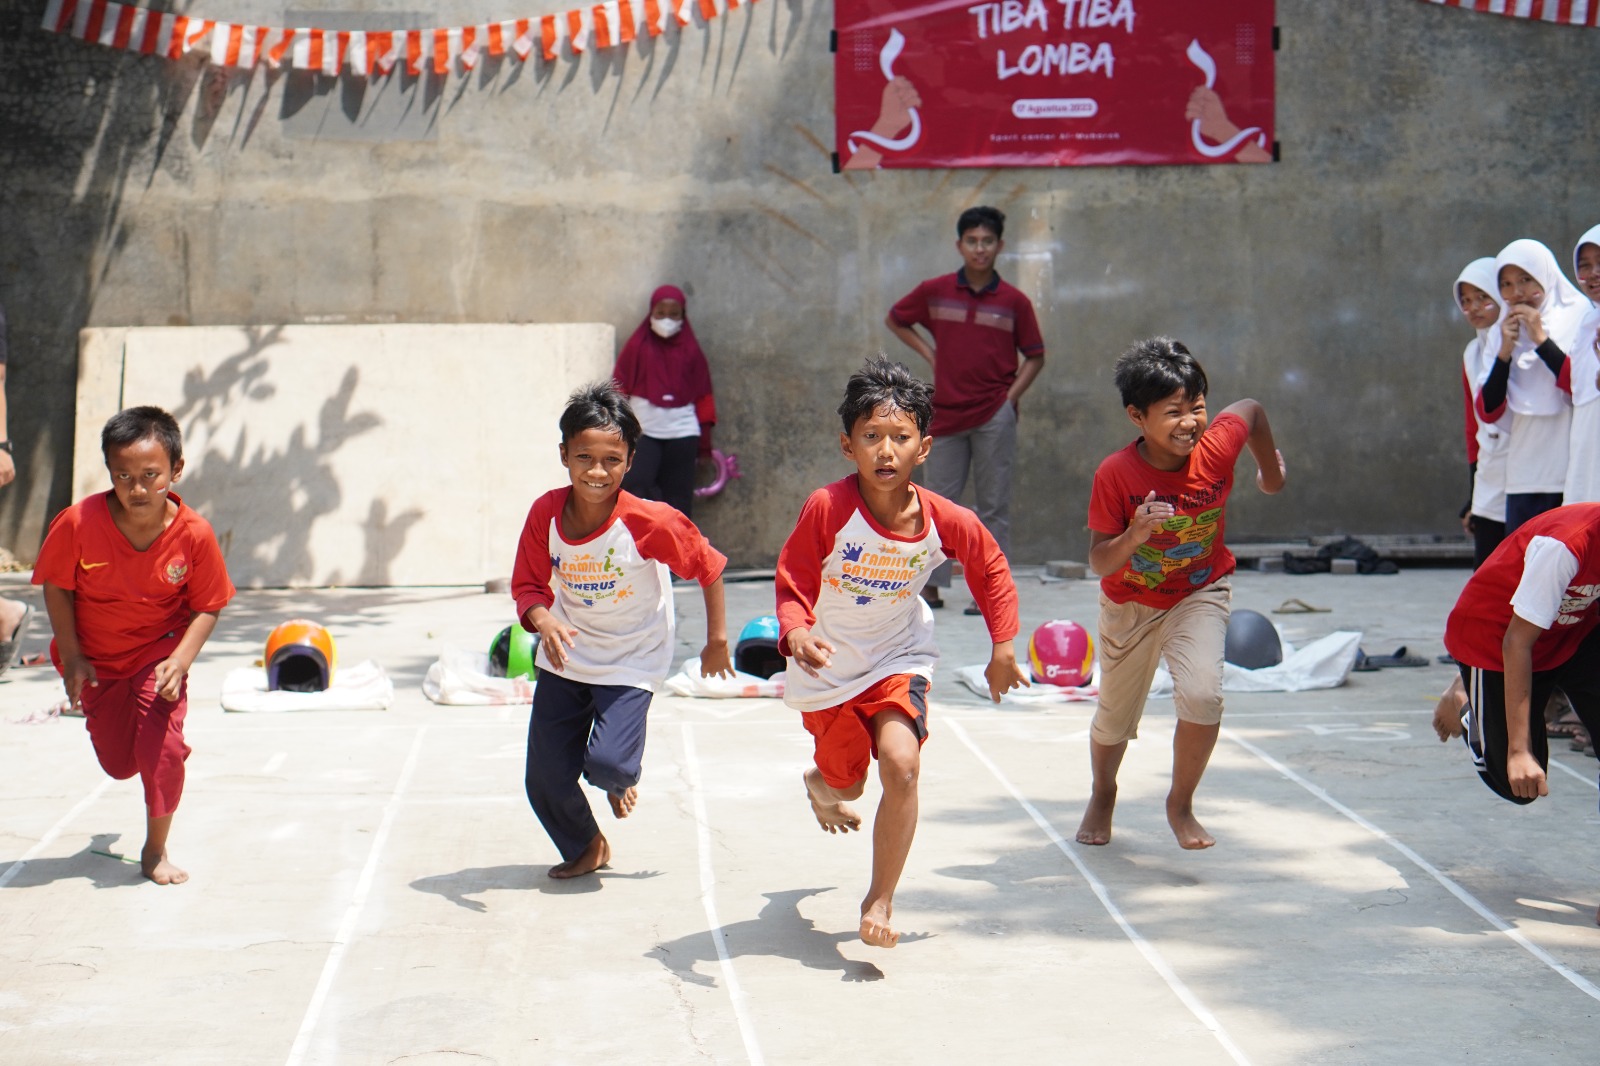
[613,285,717,516]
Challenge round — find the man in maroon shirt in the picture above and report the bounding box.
[886,206,1046,612]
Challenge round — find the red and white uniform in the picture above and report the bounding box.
[1444,503,1600,672]
[775,477,1019,712]
[31,491,235,676]
[512,488,726,690]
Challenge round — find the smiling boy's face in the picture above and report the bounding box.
[840,404,929,491]
[1129,387,1209,470]
[559,426,632,504]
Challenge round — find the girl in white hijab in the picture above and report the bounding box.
[1476,239,1586,531]
[1564,225,1600,503]
[1453,257,1507,567]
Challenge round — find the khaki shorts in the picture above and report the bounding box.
[1091,577,1231,746]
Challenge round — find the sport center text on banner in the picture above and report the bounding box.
[835,0,1275,170]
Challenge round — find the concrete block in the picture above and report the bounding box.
[1256,555,1285,573]
[1330,558,1359,575]
[1045,559,1088,580]
[78,323,615,587]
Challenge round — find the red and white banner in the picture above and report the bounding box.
[835,0,1276,169]
[38,0,746,72]
[1420,0,1600,26]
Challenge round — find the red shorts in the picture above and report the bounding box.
[79,661,191,818]
[801,674,930,789]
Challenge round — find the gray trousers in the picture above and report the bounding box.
[924,401,1017,589]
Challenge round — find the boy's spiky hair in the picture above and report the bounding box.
[560,380,642,452]
[837,355,933,435]
[1113,336,1209,411]
[102,406,183,465]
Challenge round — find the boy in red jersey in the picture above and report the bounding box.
[1436,504,1600,922]
[32,407,234,884]
[1078,337,1285,851]
[777,357,1028,948]
[513,382,733,879]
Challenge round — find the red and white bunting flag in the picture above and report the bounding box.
[643,0,668,36]
[616,0,638,42]
[567,8,591,53]
[265,28,297,69]
[40,0,73,34]
[212,23,267,68]
[1420,0,1600,25]
[432,28,451,75]
[486,22,506,56]
[405,29,424,76]
[697,0,724,22]
[593,4,613,48]
[674,0,694,27]
[367,31,398,75]
[509,18,535,59]
[458,26,481,71]
[540,13,564,61]
[345,31,366,74]
[326,31,347,75]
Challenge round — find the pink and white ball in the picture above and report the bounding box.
[1028,620,1095,687]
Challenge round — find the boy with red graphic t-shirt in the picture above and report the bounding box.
[512,382,732,879]
[1078,337,1285,852]
[32,407,234,885]
[777,357,1028,949]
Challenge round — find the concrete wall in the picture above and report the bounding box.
[4,1,1599,576]
[75,324,614,586]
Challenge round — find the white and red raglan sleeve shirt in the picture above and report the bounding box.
[1445,503,1600,673]
[512,488,727,691]
[774,477,1019,713]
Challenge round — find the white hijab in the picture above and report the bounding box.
[1453,256,1502,380]
[1491,239,1587,416]
[1570,224,1600,406]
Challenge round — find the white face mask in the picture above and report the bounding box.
[650,316,683,339]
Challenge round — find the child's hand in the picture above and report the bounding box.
[700,639,734,679]
[1129,490,1174,542]
[61,655,98,710]
[532,615,578,672]
[984,641,1030,703]
[1257,449,1286,494]
[153,657,189,701]
[786,627,835,678]
[1507,750,1549,801]
[1510,305,1548,346]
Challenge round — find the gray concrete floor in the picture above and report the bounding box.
[2,566,1598,1064]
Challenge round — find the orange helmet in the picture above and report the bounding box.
[265,619,337,692]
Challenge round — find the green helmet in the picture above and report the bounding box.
[488,625,538,680]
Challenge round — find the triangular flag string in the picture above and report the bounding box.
[39,0,761,73]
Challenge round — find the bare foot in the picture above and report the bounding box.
[140,846,188,885]
[804,768,861,833]
[548,833,611,879]
[859,901,899,948]
[608,787,637,819]
[1167,801,1215,850]
[1075,788,1116,845]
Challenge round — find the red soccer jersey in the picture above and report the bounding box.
[1087,413,1249,608]
[888,270,1045,436]
[1444,504,1600,672]
[31,492,235,678]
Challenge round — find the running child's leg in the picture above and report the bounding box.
[1078,595,1163,845]
[800,707,871,833]
[1162,582,1230,850]
[130,667,191,883]
[861,708,921,949]
[526,673,609,877]
[581,684,653,820]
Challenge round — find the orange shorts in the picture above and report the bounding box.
[801,674,930,789]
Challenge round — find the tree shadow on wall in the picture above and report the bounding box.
[166,326,421,587]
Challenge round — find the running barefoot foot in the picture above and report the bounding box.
[1167,803,1215,850]
[803,768,861,833]
[548,833,611,879]
[608,787,637,819]
[859,902,899,949]
[1075,790,1117,845]
[140,847,188,885]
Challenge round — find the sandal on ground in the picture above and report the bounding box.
[921,589,944,610]
[1273,598,1330,614]
[0,603,35,679]
[1358,646,1428,668]
[963,603,983,616]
